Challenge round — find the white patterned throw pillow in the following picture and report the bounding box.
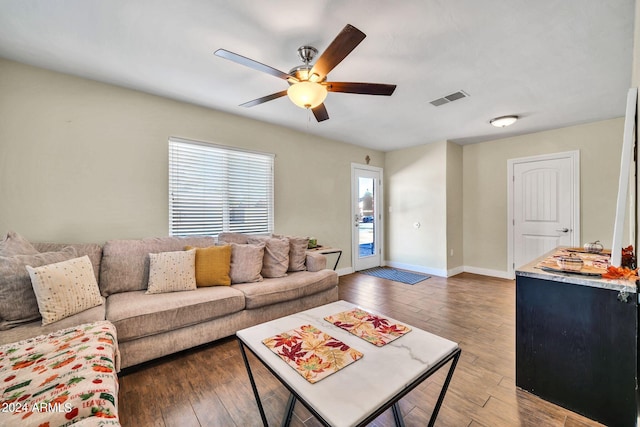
[146,249,197,294]
[26,255,103,325]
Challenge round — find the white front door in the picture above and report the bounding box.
[509,151,580,274]
[352,164,382,271]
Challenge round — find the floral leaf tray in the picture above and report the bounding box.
[262,325,363,384]
[324,308,412,347]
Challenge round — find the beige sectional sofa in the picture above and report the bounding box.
[0,233,339,369]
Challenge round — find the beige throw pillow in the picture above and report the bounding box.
[146,249,197,294]
[0,246,78,330]
[229,242,264,284]
[26,255,103,325]
[248,236,290,278]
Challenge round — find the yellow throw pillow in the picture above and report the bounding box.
[185,245,232,286]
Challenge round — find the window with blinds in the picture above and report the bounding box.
[168,137,274,237]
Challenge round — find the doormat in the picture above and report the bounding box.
[359,267,430,285]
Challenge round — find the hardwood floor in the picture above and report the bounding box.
[117,272,604,426]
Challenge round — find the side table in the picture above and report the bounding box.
[307,246,342,270]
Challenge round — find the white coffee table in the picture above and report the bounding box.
[236,300,460,427]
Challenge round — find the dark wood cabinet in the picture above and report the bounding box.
[516,273,638,426]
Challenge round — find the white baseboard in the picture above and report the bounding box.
[336,267,354,276]
[342,263,513,280]
[463,266,514,280]
[384,261,448,278]
[447,266,465,277]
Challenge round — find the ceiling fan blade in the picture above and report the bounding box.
[312,103,329,122]
[240,90,288,108]
[309,24,366,81]
[215,49,292,81]
[327,82,396,96]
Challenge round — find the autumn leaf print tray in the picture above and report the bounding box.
[324,308,412,347]
[262,324,363,384]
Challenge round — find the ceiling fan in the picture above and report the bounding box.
[214,24,396,122]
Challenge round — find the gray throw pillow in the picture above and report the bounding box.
[248,236,290,278]
[287,236,309,272]
[0,246,77,330]
[0,231,39,257]
[218,232,249,245]
[272,234,309,272]
[229,242,264,284]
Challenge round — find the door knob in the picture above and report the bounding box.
[556,228,569,233]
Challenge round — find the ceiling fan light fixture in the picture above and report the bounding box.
[490,115,518,128]
[287,81,327,109]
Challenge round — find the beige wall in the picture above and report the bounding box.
[0,57,628,276]
[384,140,462,276]
[384,141,449,275]
[463,118,624,274]
[634,0,640,88]
[0,59,383,270]
[446,141,463,271]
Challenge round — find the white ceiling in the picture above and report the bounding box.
[0,1,634,151]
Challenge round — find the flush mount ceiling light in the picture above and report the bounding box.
[287,81,328,109]
[490,115,519,128]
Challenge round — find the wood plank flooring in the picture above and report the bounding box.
[117,272,604,426]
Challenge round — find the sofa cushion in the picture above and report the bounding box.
[33,242,103,282]
[106,287,245,342]
[229,242,264,284]
[0,231,39,256]
[0,302,106,346]
[0,246,77,330]
[26,255,103,325]
[232,269,338,309]
[99,236,215,296]
[145,249,197,294]
[185,244,232,286]
[218,232,249,244]
[248,236,290,278]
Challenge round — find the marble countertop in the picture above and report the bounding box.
[236,300,458,427]
[516,248,638,294]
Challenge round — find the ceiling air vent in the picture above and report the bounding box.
[430,90,469,107]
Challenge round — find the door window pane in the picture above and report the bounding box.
[358,177,375,258]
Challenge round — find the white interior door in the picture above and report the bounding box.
[509,151,580,273]
[352,165,382,271]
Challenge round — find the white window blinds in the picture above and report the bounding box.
[168,137,274,236]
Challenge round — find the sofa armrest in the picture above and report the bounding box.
[305,252,327,272]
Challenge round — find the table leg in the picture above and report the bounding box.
[391,402,406,427]
[332,251,342,270]
[280,394,297,427]
[238,338,269,427]
[427,348,461,427]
